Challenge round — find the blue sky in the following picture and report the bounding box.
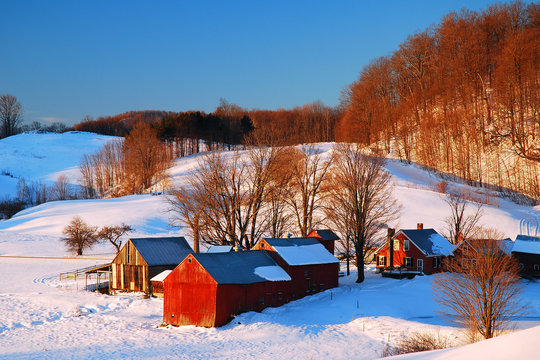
[0,0,528,125]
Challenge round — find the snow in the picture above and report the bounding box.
[254,266,292,282]
[207,245,233,253]
[429,233,455,256]
[511,237,540,255]
[1,134,540,359]
[272,242,340,266]
[151,270,172,282]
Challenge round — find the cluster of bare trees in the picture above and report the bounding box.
[80,122,174,198]
[168,142,399,283]
[62,216,132,255]
[0,94,23,138]
[340,1,540,200]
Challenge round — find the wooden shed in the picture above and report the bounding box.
[111,237,193,294]
[163,250,291,327]
[307,229,339,255]
[253,237,340,300]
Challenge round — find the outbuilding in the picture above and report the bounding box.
[111,237,193,293]
[511,235,540,277]
[253,237,340,300]
[307,229,340,255]
[163,250,291,327]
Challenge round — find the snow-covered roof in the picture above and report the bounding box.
[400,229,455,256]
[263,237,339,265]
[130,237,193,266]
[193,250,291,284]
[207,245,233,253]
[254,266,291,282]
[150,270,172,282]
[512,235,540,255]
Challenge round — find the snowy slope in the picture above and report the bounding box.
[0,131,118,198]
[1,133,540,359]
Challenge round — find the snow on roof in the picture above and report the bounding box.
[150,270,172,282]
[512,235,540,255]
[263,237,339,265]
[207,245,233,253]
[254,266,292,282]
[401,229,455,256]
[194,250,290,284]
[130,237,193,266]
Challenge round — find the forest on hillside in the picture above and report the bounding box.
[73,1,539,201]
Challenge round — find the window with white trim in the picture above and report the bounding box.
[404,257,412,267]
[393,239,400,251]
[403,240,409,251]
[417,258,423,271]
[378,256,386,267]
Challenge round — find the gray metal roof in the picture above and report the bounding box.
[207,245,233,253]
[400,229,454,256]
[311,229,340,241]
[194,250,287,284]
[130,237,193,266]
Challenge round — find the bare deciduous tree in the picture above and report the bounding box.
[97,223,132,254]
[50,175,71,201]
[325,144,400,283]
[62,216,98,256]
[0,94,23,138]
[286,145,333,237]
[433,239,524,339]
[168,185,206,253]
[443,190,484,244]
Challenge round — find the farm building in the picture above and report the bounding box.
[253,237,340,299]
[449,238,513,271]
[206,245,233,253]
[150,270,172,298]
[375,224,454,276]
[163,250,291,327]
[307,229,339,255]
[511,235,540,277]
[111,237,193,294]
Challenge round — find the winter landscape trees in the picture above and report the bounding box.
[0,94,23,138]
[433,239,524,339]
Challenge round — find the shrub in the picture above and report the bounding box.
[382,331,451,357]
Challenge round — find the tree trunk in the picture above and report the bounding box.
[356,247,364,283]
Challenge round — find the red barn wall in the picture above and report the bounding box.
[163,258,217,327]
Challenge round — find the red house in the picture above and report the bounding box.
[307,229,339,255]
[375,224,454,276]
[511,235,540,277]
[253,237,340,300]
[163,250,291,327]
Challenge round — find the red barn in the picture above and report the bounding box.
[375,224,454,276]
[307,229,339,255]
[163,250,291,327]
[253,237,340,300]
[511,235,540,277]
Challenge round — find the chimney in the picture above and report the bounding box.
[417,223,424,230]
[387,228,395,268]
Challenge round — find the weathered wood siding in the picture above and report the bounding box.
[111,240,149,292]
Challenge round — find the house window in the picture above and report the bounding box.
[403,240,409,251]
[404,257,412,267]
[188,258,192,263]
[534,264,539,271]
[304,270,310,278]
[261,243,265,248]
[433,257,439,268]
[378,256,386,267]
[417,258,423,271]
[394,239,400,251]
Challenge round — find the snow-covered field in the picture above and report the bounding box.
[1,132,539,359]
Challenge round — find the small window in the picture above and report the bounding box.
[304,270,310,277]
[520,263,524,269]
[394,239,400,251]
[259,297,265,305]
[278,292,283,301]
[188,258,192,263]
[378,256,386,267]
[404,257,412,267]
[417,258,424,271]
[261,242,265,248]
[433,257,438,268]
[403,240,409,251]
[534,264,539,271]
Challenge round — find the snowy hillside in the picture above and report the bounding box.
[1,132,540,359]
[0,131,118,199]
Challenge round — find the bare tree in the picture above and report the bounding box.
[167,185,206,253]
[62,216,98,255]
[433,239,524,339]
[325,144,400,283]
[97,223,132,254]
[0,94,23,138]
[286,145,333,237]
[50,175,71,201]
[443,190,484,244]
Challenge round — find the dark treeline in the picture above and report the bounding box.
[339,1,540,200]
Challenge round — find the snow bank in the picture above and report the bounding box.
[254,266,292,282]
